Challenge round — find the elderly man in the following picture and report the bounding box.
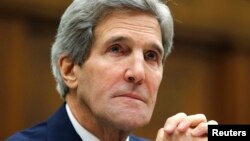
[6,0,217,141]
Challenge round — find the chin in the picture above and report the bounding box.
[112,113,151,131]
[96,102,154,131]
[122,120,149,131]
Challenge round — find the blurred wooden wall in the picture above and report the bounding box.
[1,0,249,140]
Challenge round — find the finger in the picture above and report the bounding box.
[191,120,218,137]
[157,127,208,141]
[164,112,187,134]
[177,114,207,132]
[156,128,168,141]
[208,120,218,125]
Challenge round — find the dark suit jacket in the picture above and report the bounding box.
[6,103,149,141]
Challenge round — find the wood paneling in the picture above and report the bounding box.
[0,17,62,139]
[0,0,71,19]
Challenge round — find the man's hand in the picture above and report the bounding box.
[156,113,218,141]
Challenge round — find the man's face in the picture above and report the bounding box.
[74,10,163,130]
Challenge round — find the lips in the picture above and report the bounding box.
[114,93,145,102]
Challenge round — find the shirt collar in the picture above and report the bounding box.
[66,104,129,141]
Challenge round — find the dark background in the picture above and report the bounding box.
[1,0,249,140]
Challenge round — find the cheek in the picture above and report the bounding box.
[80,60,126,114]
[147,70,162,99]
[81,60,123,98]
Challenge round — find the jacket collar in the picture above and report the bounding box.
[47,103,82,141]
[46,103,146,141]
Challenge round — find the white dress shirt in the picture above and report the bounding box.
[66,104,129,141]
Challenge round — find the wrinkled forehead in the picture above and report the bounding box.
[94,8,162,42]
[97,7,158,26]
[97,9,160,30]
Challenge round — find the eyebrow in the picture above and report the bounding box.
[105,36,129,45]
[106,35,164,57]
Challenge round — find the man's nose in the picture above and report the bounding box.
[124,54,146,84]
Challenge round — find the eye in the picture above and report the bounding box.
[106,44,127,56]
[145,51,158,62]
[109,45,122,53]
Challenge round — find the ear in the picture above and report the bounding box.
[58,56,78,90]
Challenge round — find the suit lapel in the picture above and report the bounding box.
[129,134,149,141]
[47,103,82,141]
[45,103,148,141]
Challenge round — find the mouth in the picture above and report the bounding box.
[114,93,144,102]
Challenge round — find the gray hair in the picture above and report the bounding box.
[51,0,174,98]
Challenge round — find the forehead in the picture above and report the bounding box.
[94,9,162,45]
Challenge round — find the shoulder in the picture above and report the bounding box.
[5,122,47,141]
[5,103,76,141]
[129,134,151,141]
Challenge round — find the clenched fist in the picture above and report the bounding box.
[156,113,218,141]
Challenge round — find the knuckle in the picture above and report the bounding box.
[166,116,174,123]
[208,120,218,125]
[178,112,187,117]
[166,112,187,123]
[196,113,207,120]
